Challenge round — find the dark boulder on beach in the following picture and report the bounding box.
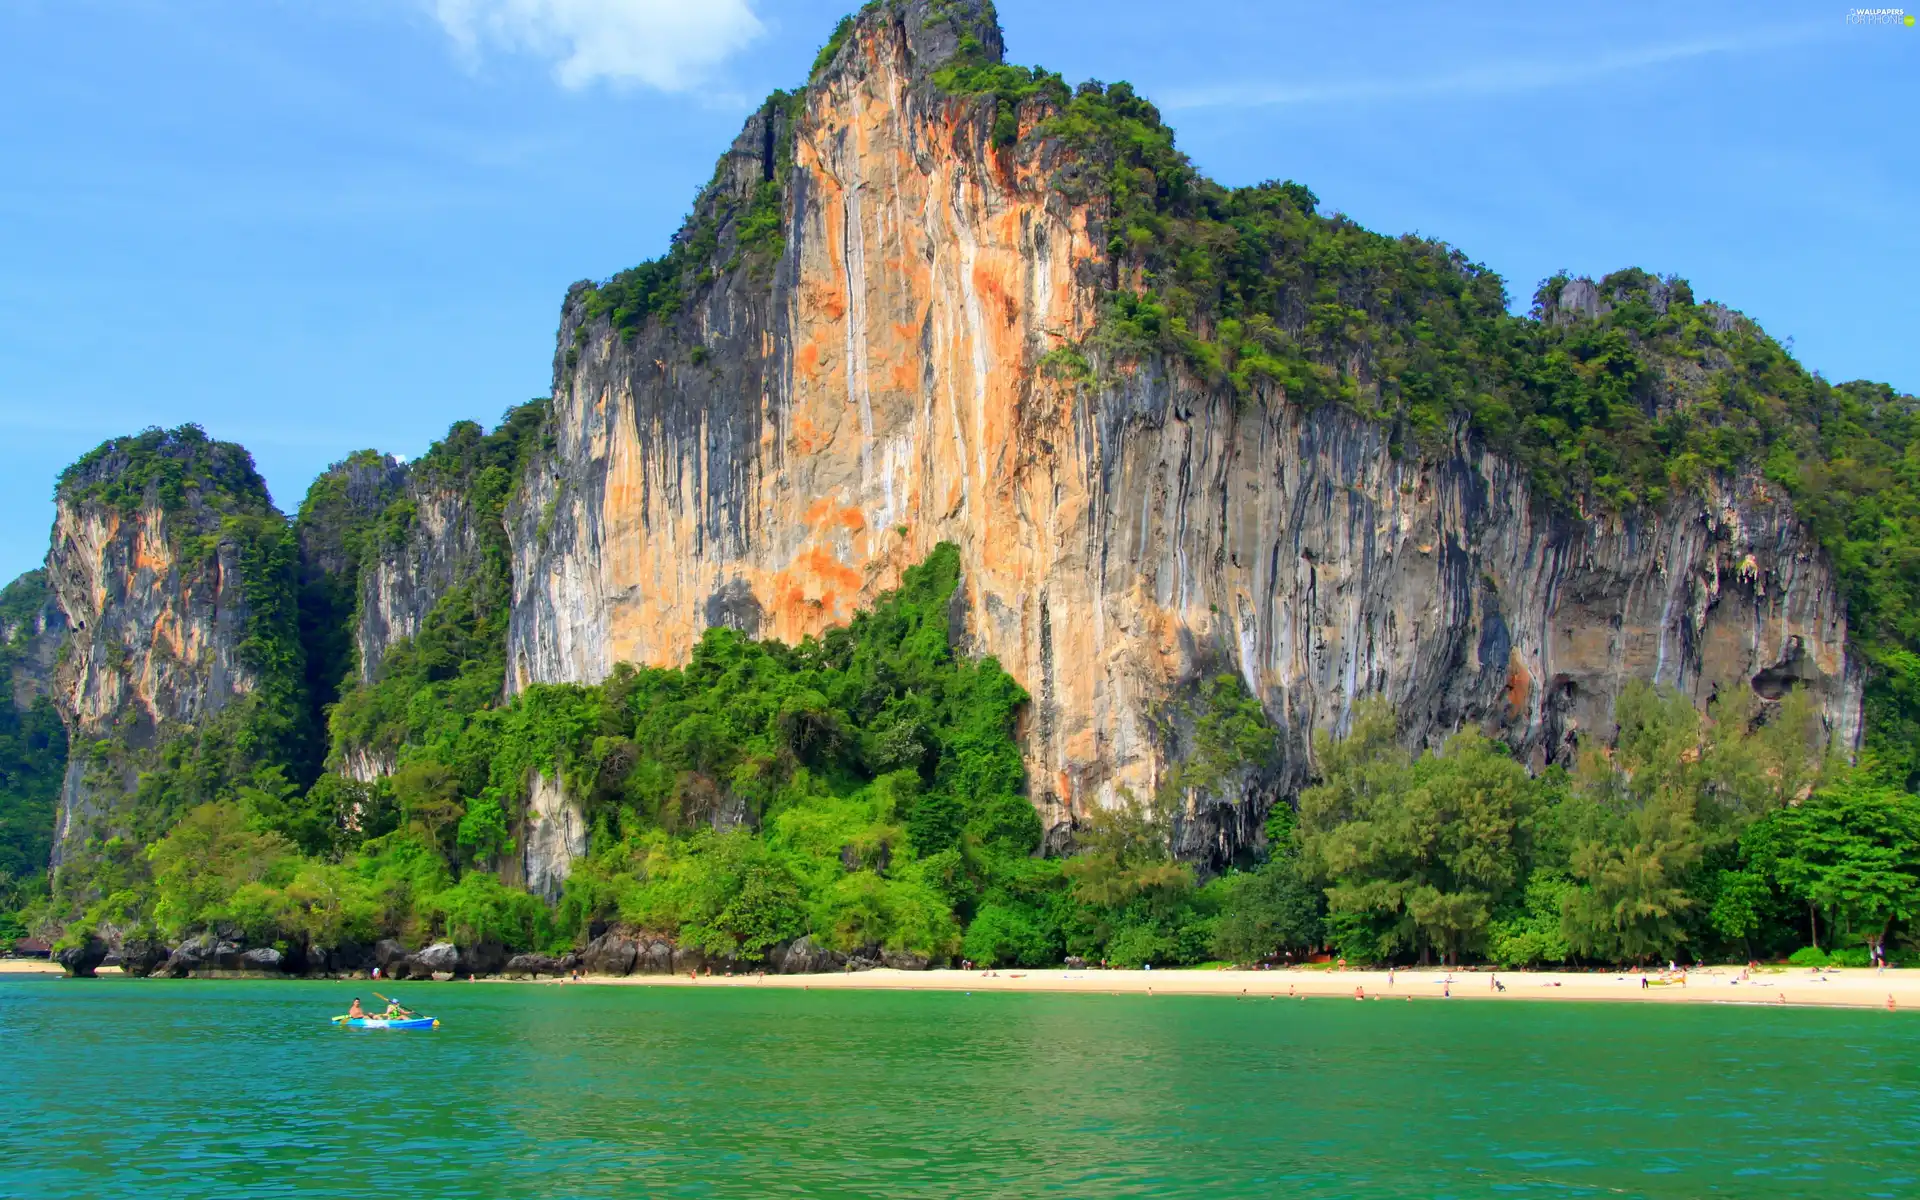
[504,953,567,978]
[636,940,673,974]
[403,942,459,979]
[159,934,249,976]
[56,937,109,977]
[583,932,639,976]
[314,941,373,976]
[456,942,508,977]
[240,947,285,973]
[373,939,411,973]
[777,936,845,975]
[117,936,172,978]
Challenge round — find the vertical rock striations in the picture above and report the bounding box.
[45,426,308,872]
[293,450,408,742]
[505,0,1861,862]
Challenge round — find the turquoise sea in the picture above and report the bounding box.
[2,976,1916,1198]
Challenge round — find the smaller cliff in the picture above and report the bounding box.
[314,407,594,898]
[46,426,310,876]
[293,450,407,734]
[0,570,68,880]
[325,405,546,781]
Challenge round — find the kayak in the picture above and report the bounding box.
[334,1016,439,1029]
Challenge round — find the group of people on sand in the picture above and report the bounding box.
[346,997,414,1020]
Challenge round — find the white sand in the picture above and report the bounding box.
[529,964,1920,1009]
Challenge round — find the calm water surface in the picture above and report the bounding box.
[2,976,1916,1198]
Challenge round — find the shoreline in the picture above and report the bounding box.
[8,957,1912,1009]
[529,965,1919,1009]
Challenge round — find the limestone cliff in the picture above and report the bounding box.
[293,450,407,745]
[352,471,483,690]
[45,427,306,868]
[504,0,1861,862]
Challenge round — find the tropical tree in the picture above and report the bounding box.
[1299,705,1537,965]
[1743,778,1920,958]
[1558,683,1707,962]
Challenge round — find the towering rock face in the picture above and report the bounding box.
[505,0,1859,859]
[44,428,300,867]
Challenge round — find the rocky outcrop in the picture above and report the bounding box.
[159,934,247,977]
[353,475,484,685]
[505,952,571,978]
[776,935,846,975]
[403,941,460,980]
[293,451,408,713]
[519,772,586,903]
[581,931,639,976]
[456,941,508,977]
[45,428,300,868]
[637,939,674,975]
[373,938,411,975]
[116,935,172,978]
[502,0,1861,862]
[56,936,108,977]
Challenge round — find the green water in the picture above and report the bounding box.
[2,977,1916,1198]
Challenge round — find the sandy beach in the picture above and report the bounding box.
[10,955,1913,1008]
[529,964,1919,1010]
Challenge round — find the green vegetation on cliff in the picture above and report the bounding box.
[1013,78,1920,782]
[326,403,546,774]
[293,450,403,737]
[57,424,276,520]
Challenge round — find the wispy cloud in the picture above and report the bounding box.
[427,0,763,91]
[1163,23,1824,111]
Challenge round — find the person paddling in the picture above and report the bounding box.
[348,998,367,1020]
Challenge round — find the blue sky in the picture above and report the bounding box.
[0,1,1913,580]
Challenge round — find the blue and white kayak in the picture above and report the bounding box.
[335,1016,438,1029]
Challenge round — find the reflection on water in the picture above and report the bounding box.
[2,977,1917,1198]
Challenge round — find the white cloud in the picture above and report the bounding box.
[429,0,763,91]
[1163,23,1824,111]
